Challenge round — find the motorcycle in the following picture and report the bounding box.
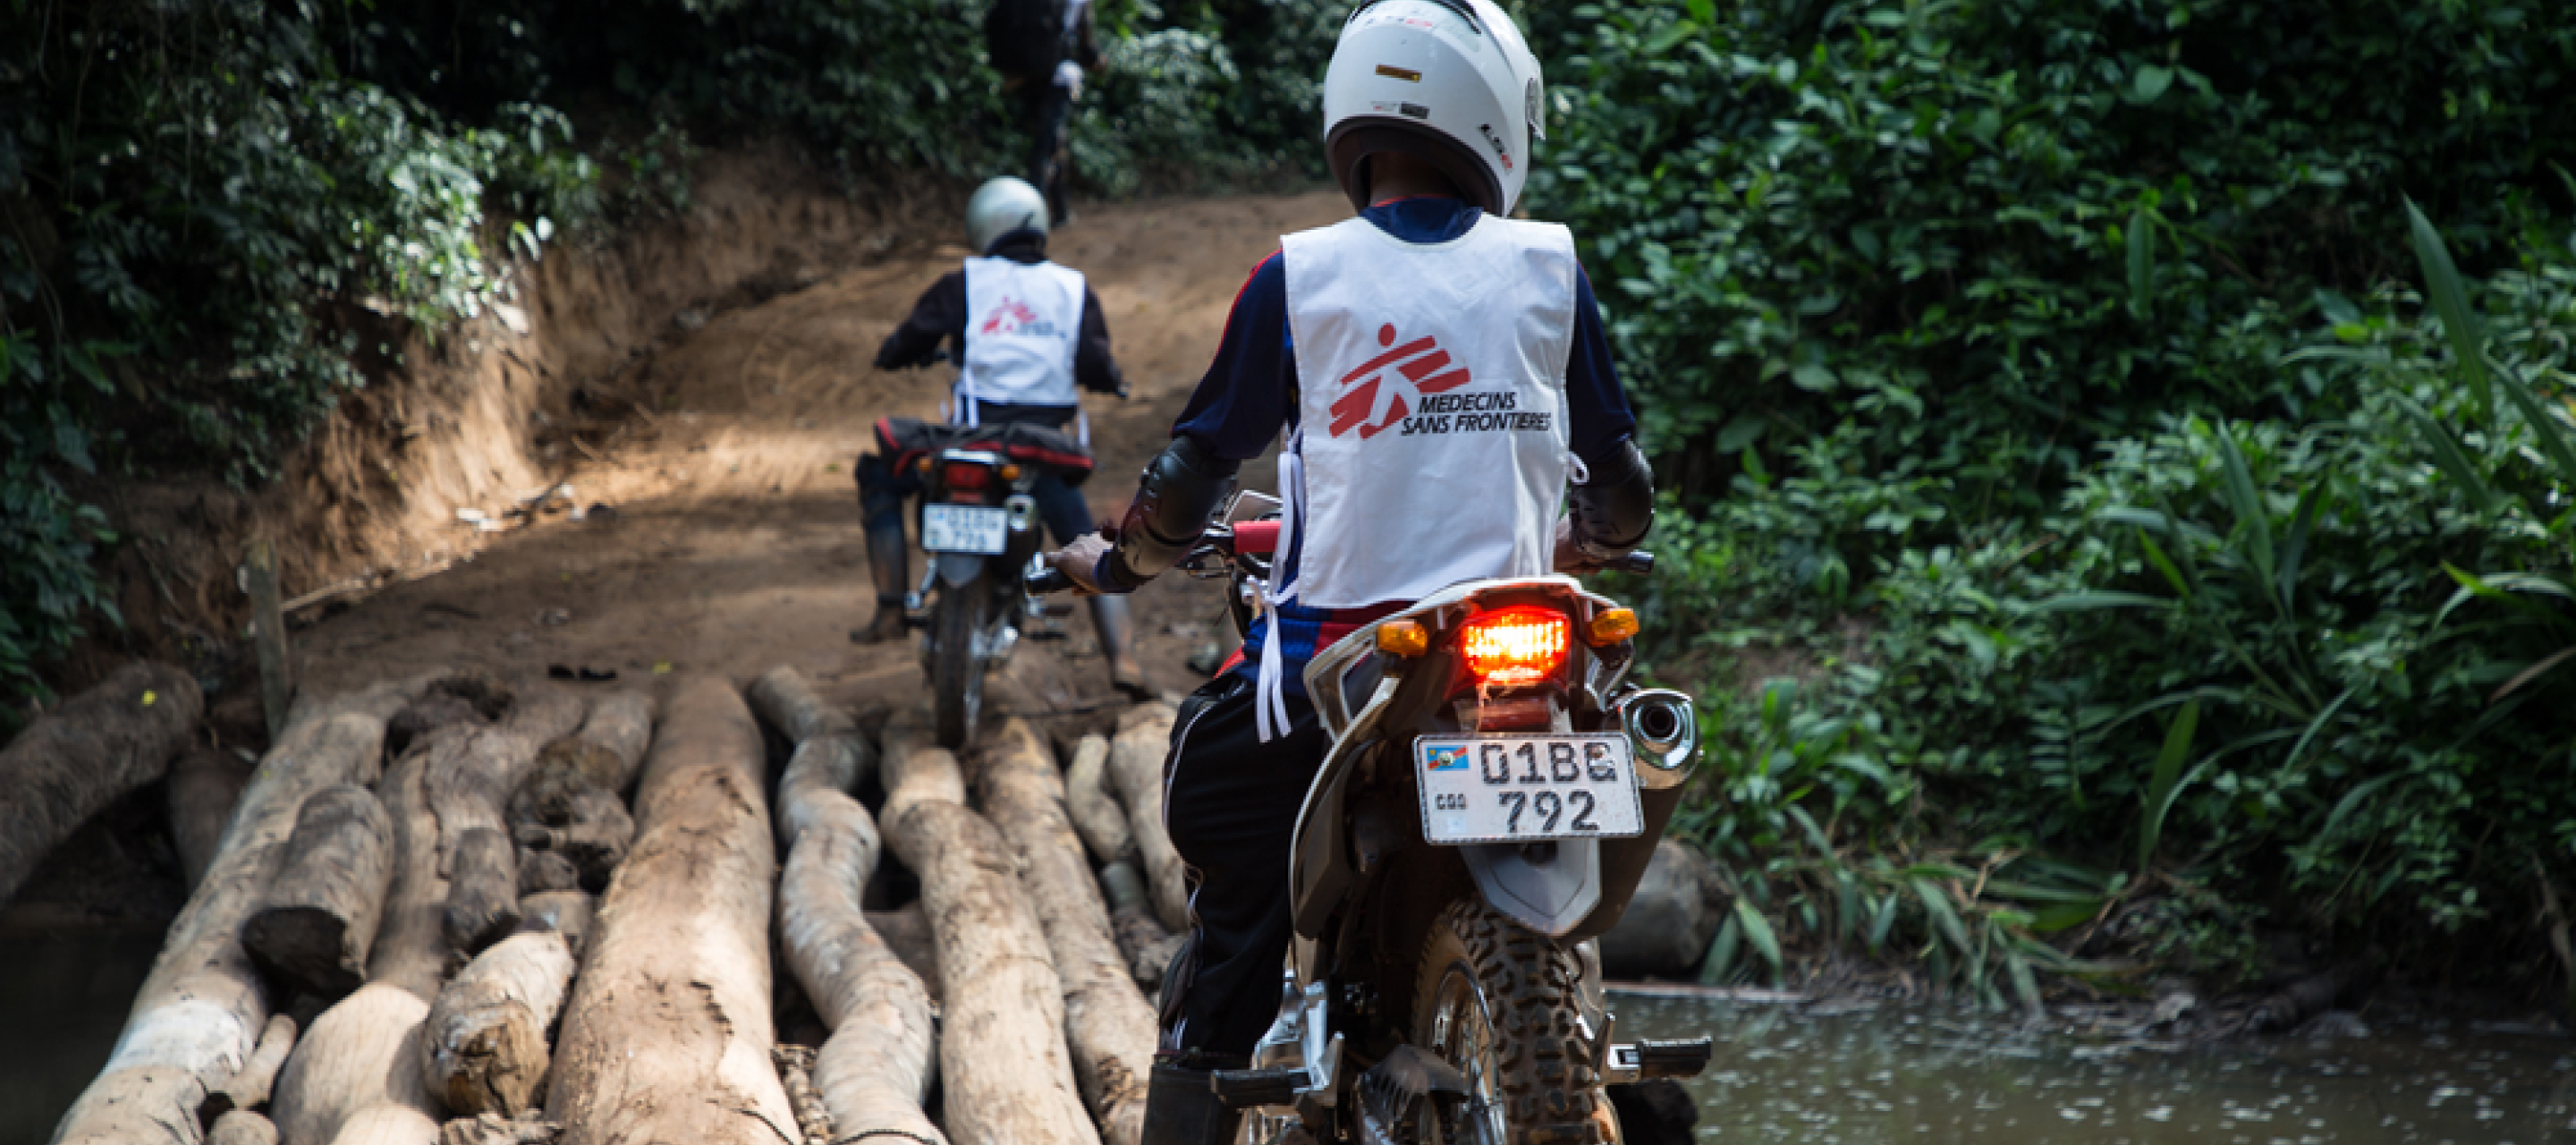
[1037,495,1712,1144]
[874,415,1093,748]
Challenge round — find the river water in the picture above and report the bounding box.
[1615,989,2575,1145]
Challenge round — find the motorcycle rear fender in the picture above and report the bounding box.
[934,552,986,587]
[1460,838,1603,937]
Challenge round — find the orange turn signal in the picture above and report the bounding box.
[1375,620,1431,657]
[1000,462,1023,482]
[1586,607,1640,647]
[914,455,933,474]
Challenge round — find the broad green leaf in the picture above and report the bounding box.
[2314,771,2404,844]
[2276,482,2326,614]
[2394,394,2498,515]
[2130,64,2174,103]
[2029,590,2170,614]
[2280,686,2356,777]
[2404,197,2492,420]
[2135,530,2193,601]
[1911,878,1973,956]
[2135,699,2201,872]
[2495,364,2576,505]
[1699,914,1741,985]
[1734,898,1784,975]
[2214,428,2275,592]
[2029,900,2106,933]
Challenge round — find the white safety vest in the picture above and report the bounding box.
[1255,213,1579,736]
[956,256,1087,420]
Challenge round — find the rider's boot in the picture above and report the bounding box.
[856,517,911,644]
[1141,1059,1244,1145]
[1089,594,1152,699]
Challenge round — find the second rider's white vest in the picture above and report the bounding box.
[956,256,1087,420]
[1256,212,1579,737]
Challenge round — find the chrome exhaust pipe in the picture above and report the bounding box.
[1614,689,1698,789]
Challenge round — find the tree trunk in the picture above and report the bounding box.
[269,984,436,1145]
[1099,862,1183,989]
[244,785,396,1000]
[421,931,576,1118]
[778,778,944,1145]
[326,1104,441,1145]
[50,704,394,1145]
[201,1014,297,1124]
[170,748,255,893]
[1106,705,1186,933]
[0,661,204,907]
[973,720,1155,1145]
[747,666,858,745]
[547,676,796,1145]
[877,717,965,835]
[444,827,521,955]
[370,750,458,1002]
[537,691,654,798]
[209,1112,279,1145]
[880,715,1097,1145]
[860,905,941,1005]
[429,712,563,959]
[1061,735,1129,868]
[509,789,631,891]
[516,850,580,896]
[514,892,593,962]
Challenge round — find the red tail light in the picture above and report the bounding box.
[944,462,991,490]
[1457,606,1570,687]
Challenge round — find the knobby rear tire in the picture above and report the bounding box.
[931,585,987,750]
[1411,899,1613,1145]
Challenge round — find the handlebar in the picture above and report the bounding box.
[1025,564,1075,596]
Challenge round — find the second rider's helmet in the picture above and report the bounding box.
[964,176,1050,255]
[1319,0,1545,217]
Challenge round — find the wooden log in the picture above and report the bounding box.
[747,665,858,745]
[516,850,580,896]
[51,704,392,1145]
[500,688,588,751]
[514,892,593,962]
[861,905,942,1004]
[170,748,255,893]
[370,750,457,1001]
[243,785,396,1000]
[1100,862,1184,989]
[877,717,966,834]
[269,984,435,1145]
[200,1014,297,1124]
[421,930,576,1118]
[327,1103,441,1145]
[0,660,204,907]
[510,789,631,890]
[773,735,870,855]
[547,677,796,1145]
[247,539,293,737]
[538,691,653,798]
[976,720,1154,1145]
[1106,704,1186,932]
[1062,734,1130,868]
[881,714,1097,1145]
[777,775,942,1145]
[444,827,521,954]
[436,1114,558,1145]
[210,1112,280,1145]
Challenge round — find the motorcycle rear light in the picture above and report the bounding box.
[1586,606,1640,647]
[1376,620,1430,657]
[1457,606,1569,687]
[999,462,1022,482]
[944,462,991,490]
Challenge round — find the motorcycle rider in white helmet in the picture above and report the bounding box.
[1044,3,1655,1140]
[862,175,1150,697]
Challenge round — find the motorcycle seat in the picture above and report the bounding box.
[874,416,1095,486]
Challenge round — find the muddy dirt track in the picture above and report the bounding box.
[294,191,1344,721]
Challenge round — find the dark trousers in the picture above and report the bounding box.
[1158,674,1330,1061]
[1017,81,1073,221]
[856,402,1094,545]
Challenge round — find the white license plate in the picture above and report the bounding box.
[1415,734,1644,845]
[921,504,1009,555]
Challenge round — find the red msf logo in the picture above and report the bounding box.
[979,297,1041,335]
[1329,323,1470,438]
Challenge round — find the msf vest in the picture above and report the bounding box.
[957,256,1087,418]
[1273,212,1579,611]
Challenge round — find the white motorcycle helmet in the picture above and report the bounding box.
[964,176,1050,255]
[1320,0,1546,217]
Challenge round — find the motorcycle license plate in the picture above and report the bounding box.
[921,504,1009,555]
[1415,734,1644,845]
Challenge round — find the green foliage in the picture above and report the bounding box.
[1537,0,2576,991]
